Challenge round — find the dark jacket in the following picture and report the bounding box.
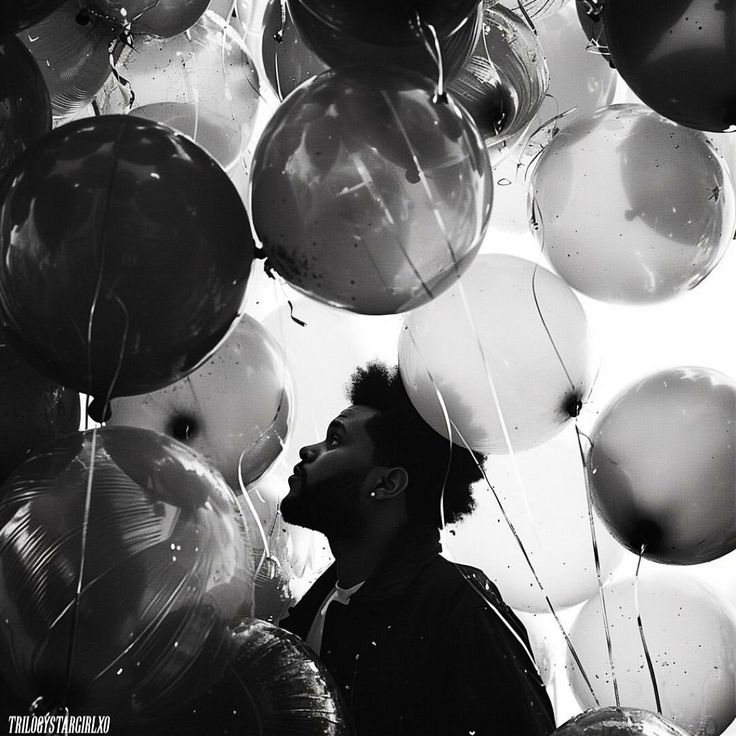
[280,524,556,736]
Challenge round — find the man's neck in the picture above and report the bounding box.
[329,523,404,589]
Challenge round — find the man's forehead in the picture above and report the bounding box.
[334,405,380,426]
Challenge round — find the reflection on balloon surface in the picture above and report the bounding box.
[0,115,254,402]
[532,105,735,303]
[588,366,736,565]
[553,706,695,736]
[0,426,253,722]
[82,0,209,37]
[251,66,492,314]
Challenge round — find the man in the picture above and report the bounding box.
[280,362,555,736]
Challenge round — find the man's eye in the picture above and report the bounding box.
[327,435,340,447]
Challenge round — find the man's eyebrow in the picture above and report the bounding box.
[327,419,347,434]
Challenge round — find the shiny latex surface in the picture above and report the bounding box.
[127,619,350,734]
[554,707,697,736]
[531,104,735,303]
[0,37,51,181]
[288,0,481,84]
[399,254,591,453]
[0,115,254,401]
[97,10,260,173]
[448,2,548,146]
[604,0,736,131]
[17,0,118,118]
[292,0,482,45]
[251,65,492,315]
[0,342,80,485]
[0,0,65,34]
[109,314,293,490]
[82,0,209,38]
[0,426,253,721]
[588,366,736,564]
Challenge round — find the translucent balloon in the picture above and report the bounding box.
[294,0,482,45]
[588,366,736,565]
[261,0,328,100]
[0,0,65,34]
[568,573,736,735]
[17,1,119,118]
[250,66,493,315]
[0,115,254,405]
[0,343,80,486]
[500,0,569,21]
[531,104,735,303]
[0,426,253,721]
[446,425,623,612]
[82,0,209,37]
[0,37,50,180]
[97,10,260,173]
[108,315,293,490]
[604,0,736,132]
[131,619,350,735]
[287,0,481,84]
[399,254,592,453]
[553,707,694,736]
[447,3,549,147]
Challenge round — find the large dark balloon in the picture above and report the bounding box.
[250,65,492,315]
[129,619,350,735]
[604,0,736,131]
[0,115,254,406]
[17,0,119,118]
[82,0,209,38]
[0,36,50,180]
[288,0,481,84]
[574,0,610,62]
[0,341,79,485]
[0,0,65,35]
[0,426,253,721]
[294,0,481,45]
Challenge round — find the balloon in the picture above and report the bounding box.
[500,0,569,20]
[604,0,736,132]
[0,115,254,406]
[0,342,80,485]
[568,573,736,735]
[399,254,592,453]
[108,314,293,490]
[0,0,65,34]
[96,10,260,173]
[531,104,735,303]
[261,0,329,100]
[128,619,349,735]
[588,366,736,565]
[293,0,482,46]
[81,0,209,37]
[446,425,623,612]
[0,426,253,721]
[250,66,493,315]
[447,3,548,147]
[553,707,693,736]
[287,0,481,84]
[17,1,119,118]
[574,0,609,62]
[0,37,50,180]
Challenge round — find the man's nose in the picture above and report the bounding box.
[299,443,318,461]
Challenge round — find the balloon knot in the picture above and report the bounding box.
[562,391,584,419]
[88,398,112,424]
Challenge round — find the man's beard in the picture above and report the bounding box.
[280,478,364,541]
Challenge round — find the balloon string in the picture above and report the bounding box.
[275,0,287,42]
[454,282,538,532]
[635,545,662,714]
[347,151,435,301]
[108,36,136,110]
[63,427,98,704]
[237,461,272,581]
[451,421,600,707]
[576,425,619,706]
[380,92,460,277]
[416,16,445,101]
[99,294,130,420]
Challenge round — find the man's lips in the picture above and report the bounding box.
[288,465,305,489]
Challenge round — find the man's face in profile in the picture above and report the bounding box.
[280,405,381,538]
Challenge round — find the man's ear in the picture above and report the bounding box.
[367,467,409,500]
